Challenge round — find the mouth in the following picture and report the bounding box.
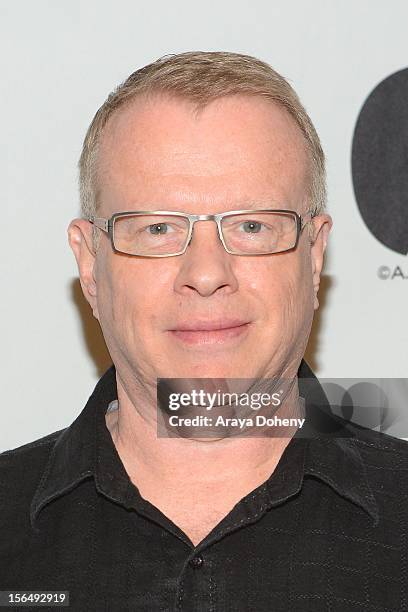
[167,320,251,346]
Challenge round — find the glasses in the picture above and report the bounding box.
[89,209,312,257]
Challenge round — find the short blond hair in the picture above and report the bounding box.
[79,51,326,223]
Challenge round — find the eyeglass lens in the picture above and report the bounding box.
[112,212,297,256]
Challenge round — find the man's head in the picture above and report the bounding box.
[78,51,326,227]
[68,51,332,390]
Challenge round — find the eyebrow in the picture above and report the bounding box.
[121,198,286,213]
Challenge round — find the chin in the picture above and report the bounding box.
[163,358,257,380]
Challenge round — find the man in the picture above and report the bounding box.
[1,51,407,611]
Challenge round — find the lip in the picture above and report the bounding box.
[168,320,251,345]
[170,319,249,332]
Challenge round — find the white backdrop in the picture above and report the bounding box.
[1,0,407,452]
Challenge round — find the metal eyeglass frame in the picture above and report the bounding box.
[88,209,313,257]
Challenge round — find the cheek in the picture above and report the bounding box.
[95,254,172,334]
[243,249,312,304]
[242,249,314,333]
[284,248,315,330]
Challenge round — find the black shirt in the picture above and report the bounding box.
[1,362,407,611]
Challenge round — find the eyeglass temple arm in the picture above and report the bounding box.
[89,217,109,232]
[300,212,314,229]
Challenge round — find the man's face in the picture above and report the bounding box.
[69,94,331,387]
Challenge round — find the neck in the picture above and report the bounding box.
[106,371,302,490]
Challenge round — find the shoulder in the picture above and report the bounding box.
[0,428,65,462]
[346,422,408,485]
[348,421,408,458]
[0,430,65,508]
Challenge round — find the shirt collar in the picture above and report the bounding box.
[30,361,379,529]
[30,366,118,529]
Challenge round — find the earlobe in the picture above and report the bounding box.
[67,219,99,318]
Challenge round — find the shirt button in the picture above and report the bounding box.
[189,554,204,569]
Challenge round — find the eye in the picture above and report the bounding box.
[241,220,263,233]
[148,223,171,235]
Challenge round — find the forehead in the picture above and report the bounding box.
[96,93,310,214]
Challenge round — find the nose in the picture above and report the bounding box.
[173,220,239,297]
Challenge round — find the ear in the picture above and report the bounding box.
[67,219,100,320]
[309,214,333,310]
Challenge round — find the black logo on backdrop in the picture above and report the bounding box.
[352,68,408,255]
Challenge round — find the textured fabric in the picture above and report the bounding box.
[0,362,407,611]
